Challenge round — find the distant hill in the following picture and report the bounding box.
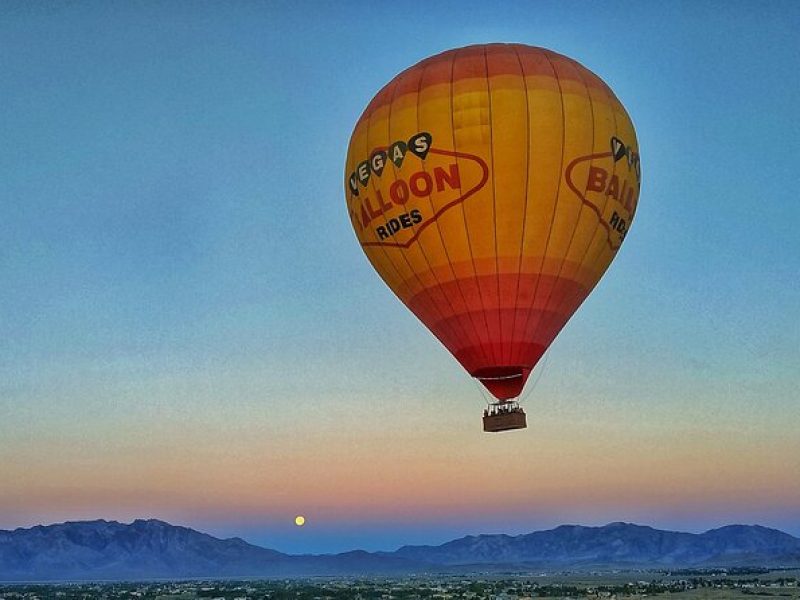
[1,519,798,581]
[0,519,422,580]
[393,522,800,569]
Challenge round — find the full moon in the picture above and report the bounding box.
[294,515,305,527]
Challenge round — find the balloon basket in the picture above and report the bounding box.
[482,401,527,433]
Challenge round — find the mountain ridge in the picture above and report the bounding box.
[1,519,799,580]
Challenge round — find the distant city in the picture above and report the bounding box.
[1,570,800,599]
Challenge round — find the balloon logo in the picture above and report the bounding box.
[344,44,640,415]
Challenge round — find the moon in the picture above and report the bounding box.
[294,515,305,527]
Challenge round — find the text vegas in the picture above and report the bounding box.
[347,133,463,240]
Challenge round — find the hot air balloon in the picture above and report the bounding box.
[344,44,640,432]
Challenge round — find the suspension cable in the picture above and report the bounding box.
[472,378,493,406]
[518,349,551,405]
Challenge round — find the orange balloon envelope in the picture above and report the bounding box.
[345,44,640,400]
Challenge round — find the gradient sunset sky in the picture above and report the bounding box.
[1,1,798,554]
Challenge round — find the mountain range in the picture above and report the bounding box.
[1,519,799,581]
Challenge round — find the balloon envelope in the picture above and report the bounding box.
[345,44,640,400]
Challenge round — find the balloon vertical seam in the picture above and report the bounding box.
[428,56,492,368]
[512,48,567,370]
[409,54,481,366]
[348,86,409,312]
[363,79,413,303]
[507,43,533,373]
[573,70,625,307]
[530,54,598,350]
[483,44,503,372]
[448,47,495,372]
[368,76,455,350]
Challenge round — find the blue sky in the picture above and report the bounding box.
[1,1,798,554]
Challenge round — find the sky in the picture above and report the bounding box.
[0,1,799,554]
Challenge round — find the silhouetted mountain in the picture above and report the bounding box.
[1,519,798,581]
[0,519,285,580]
[0,519,421,580]
[394,522,800,569]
